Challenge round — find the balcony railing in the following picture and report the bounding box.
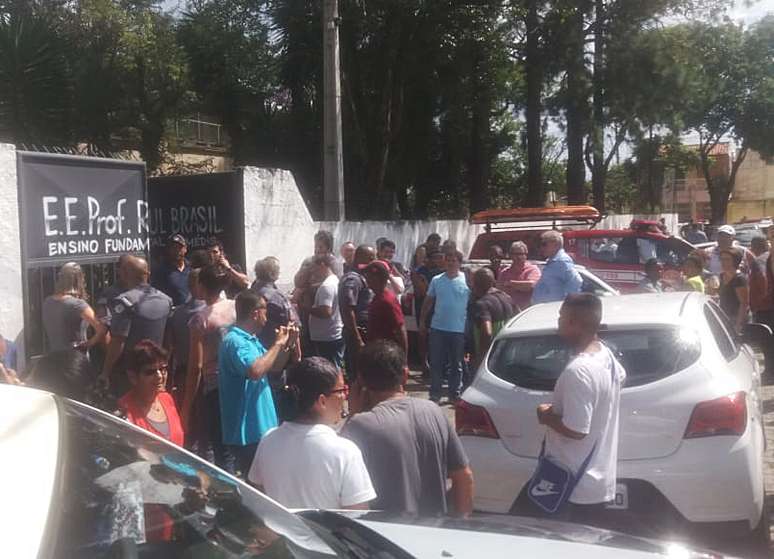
[174,116,226,148]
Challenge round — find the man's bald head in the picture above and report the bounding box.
[124,256,150,286]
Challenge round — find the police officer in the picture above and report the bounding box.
[99,256,173,396]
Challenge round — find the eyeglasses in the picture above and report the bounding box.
[140,365,168,377]
[327,385,349,396]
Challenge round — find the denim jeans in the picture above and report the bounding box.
[429,329,465,400]
[313,338,345,369]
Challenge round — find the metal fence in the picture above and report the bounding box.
[25,262,120,358]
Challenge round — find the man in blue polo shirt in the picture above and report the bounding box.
[151,234,191,306]
[218,290,299,477]
[532,230,582,304]
[419,249,470,403]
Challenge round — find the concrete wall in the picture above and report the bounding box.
[0,144,25,369]
[242,167,316,286]
[240,166,679,287]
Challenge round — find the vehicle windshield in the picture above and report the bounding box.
[487,327,701,390]
[50,399,337,559]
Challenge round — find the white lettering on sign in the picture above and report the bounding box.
[64,197,78,235]
[43,196,59,236]
[153,206,225,236]
[40,195,146,258]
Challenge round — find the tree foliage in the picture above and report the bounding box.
[0,0,771,223]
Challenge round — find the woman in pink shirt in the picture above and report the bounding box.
[497,241,542,312]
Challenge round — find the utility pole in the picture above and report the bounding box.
[323,0,345,220]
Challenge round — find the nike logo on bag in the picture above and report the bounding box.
[531,480,559,497]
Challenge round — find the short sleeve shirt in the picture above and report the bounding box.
[189,299,236,393]
[546,346,626,504]
[309,274,343,342]
[217,326,278,446]
[427,273,470,334]
[252,281,296,348]
[249,422,376,509]
[338,271,373,328]
[341,397,468,516]
[685,275,705,293]
[151,261,190,307]
[42,296,88,352]
[498,262,542,311]
[367,289,404,345]
[110,285,173,352]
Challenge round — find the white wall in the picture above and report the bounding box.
[0,144,25,369]
[242,167,316,286]
[240,165,679,288]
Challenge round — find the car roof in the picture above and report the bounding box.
[505,292,702,334]
[0,385,60,558]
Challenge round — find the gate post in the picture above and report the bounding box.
[0,144,25,371]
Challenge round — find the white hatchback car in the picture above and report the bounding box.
[457,292,768,539]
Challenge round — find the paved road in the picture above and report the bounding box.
[404,370,774,558]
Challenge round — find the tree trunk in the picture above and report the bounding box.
[590,0,605,212]
[469,40,491,214]
[565,3,589,205]
[524,0,543,207]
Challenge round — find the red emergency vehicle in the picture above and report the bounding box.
[469,206,695,292]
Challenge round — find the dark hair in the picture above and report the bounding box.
[561,293,603,331]
[378,238,396,251]
[314,230,334,252]
[235,290,265,321]
[428,249,444,259]
[474,267,496,290]
[489,244,504,256]
[751,235,768,248]
[313,253,336,269]
[206,239,225,252]
[31,350,96,402]
[126,340,168,373]
[644,258,660,270]
[446,250,464,263]
[189,249,210,269]
[284,357,339,421]
[357,340,406,391]
[720,248,743,268]
[426,233,441,244]
[684,255,704,272]
[198,264,229,295]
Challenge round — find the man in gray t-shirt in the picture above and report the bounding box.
[341,340,473,516]
[100,256,172,395]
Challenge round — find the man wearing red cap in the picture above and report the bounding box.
[363,260,408,357]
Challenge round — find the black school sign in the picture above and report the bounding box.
[147,170,246,270]
[17,152,148,267]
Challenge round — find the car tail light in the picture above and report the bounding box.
[456,400,499,439]
[684,391,747,439]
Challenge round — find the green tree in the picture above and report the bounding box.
[0,6,72,145]
[659,18,774,223]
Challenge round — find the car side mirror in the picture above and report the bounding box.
[741,322,773,345]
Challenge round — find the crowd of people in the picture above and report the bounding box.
[2,220,771,524]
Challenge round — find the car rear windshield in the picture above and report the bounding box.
[487,328,700,390]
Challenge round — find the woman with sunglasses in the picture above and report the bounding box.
[248,357,376,510]
[119,339,184,447]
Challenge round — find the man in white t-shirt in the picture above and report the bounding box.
[249,357,375,509]
[534,293,626,523]
[309,254,345,368]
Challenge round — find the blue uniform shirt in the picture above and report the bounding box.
[428,272,470,334]
[218,326,278,446]
[532,249,583,304]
